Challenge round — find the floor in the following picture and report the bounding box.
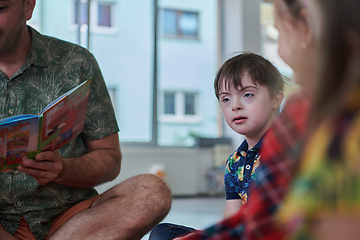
[143,196,226,239]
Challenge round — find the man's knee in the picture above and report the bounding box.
[135,174,172,208]
[112,174,172,213]
[112,174,172,233]
[128,173,170,192]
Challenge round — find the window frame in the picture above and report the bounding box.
[160,8,200,39]
[71,0,118,35]
[159,91,202,123]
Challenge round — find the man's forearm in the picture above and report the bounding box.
[18,133,122,188]
[0,226,16,240]
[53,133,122,188]
[54,147,121,188]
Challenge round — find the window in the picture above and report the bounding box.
[74,0,89,26]
[98,2,112,27]
[164,92,175,114]
[107,88,116,110]
[159,91,201,123]
[184,93,195,115]
[73,0,116,34]
[161,9,199,38]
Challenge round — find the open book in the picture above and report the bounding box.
[0,79,91,172]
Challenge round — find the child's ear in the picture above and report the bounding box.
[272,90,284,109]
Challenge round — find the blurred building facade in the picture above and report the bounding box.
[29,0,220,146]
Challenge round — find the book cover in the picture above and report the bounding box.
[0,79,91,172]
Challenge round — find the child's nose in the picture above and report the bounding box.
[232,100,242,111]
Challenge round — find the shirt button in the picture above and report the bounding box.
[16,201,22,207]
[8,109,14,115]
[12,169,19,175]
[245,165,251,170]
[8,81,12,85]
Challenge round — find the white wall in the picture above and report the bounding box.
[96,146,220,196]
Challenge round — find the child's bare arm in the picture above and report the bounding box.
[223,199,242,219]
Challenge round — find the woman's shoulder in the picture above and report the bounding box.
[280,88,312,122]
[283,88,312,108]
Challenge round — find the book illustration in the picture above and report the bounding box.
[6,131,30,166]
[0,79,91,172]
[40,81,90,152]
[0,117,39,172]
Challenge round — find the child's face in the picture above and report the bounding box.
[218,73,282,141]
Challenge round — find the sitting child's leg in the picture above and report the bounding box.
[149,223,195,240]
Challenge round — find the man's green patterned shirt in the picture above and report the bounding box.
[0,27,119,240]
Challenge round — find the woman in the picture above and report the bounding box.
[178,0,360,239]
[278,0,360,239]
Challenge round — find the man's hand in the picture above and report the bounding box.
[17,133,121,188]
[18,151,63,185]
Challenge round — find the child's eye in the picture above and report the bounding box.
[244,93,254,98]
[221,97,230,103]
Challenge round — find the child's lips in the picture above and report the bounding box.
[233,116,247,124]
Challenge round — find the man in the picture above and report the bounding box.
[0,0,171,239]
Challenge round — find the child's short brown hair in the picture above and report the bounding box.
[214,52,285,99]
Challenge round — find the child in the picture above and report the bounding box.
[148,52,285,240]
[215,52,285,218]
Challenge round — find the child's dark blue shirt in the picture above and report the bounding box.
[224,138,262,204]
